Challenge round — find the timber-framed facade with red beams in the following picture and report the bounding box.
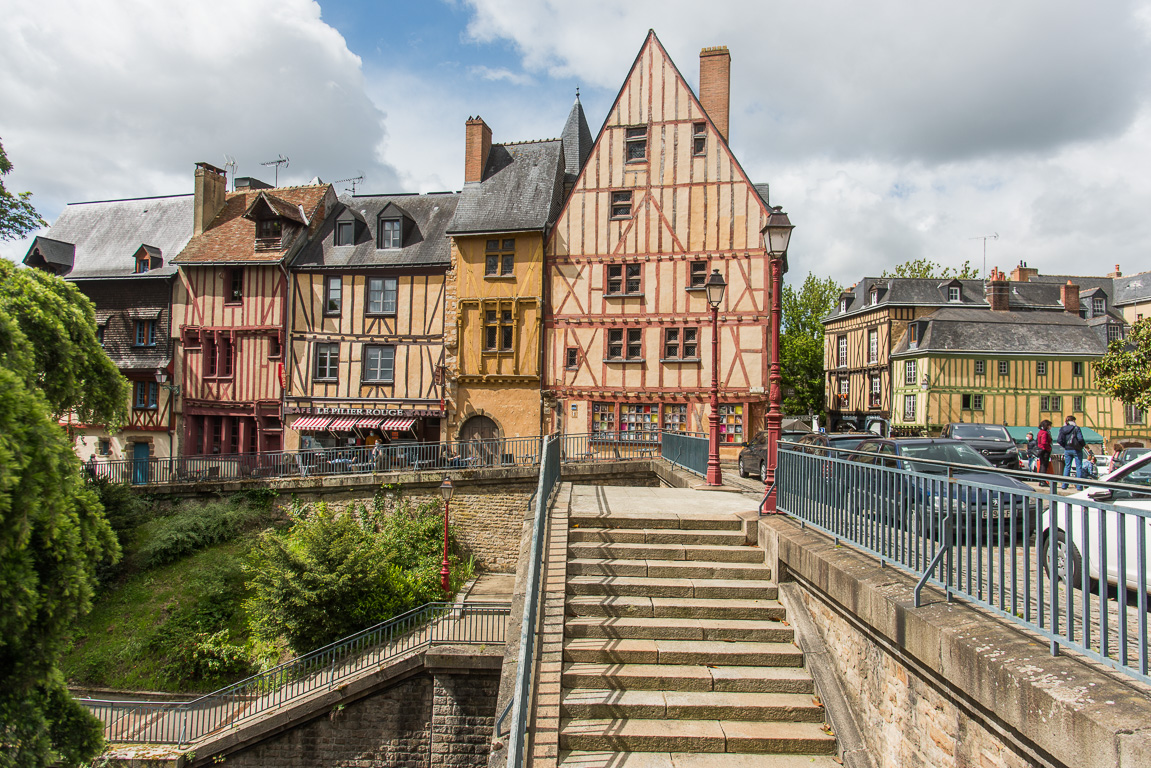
[172,163,334,456]
[544,33,775,455]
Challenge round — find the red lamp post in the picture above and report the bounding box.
[439,476,454,594]
[705,269,728,486]
[762,207,793,512]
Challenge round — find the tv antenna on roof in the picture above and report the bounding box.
[332,172,365,195]
[223,155,237,191]
[260,154,290,186]
[969,233,999,277]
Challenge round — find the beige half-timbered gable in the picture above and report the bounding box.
[544,33,775,454]
[285,192,458,448]
[173,164,333,455]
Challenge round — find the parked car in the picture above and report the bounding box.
[938,423,1020,469]
[847,437,1036,540]
[1039,452,1151,591]
[741,431,871,482]
[1112,446,1150,471]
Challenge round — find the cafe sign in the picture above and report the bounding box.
[286,406,445,418]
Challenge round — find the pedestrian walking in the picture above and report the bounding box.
[1036,420,1053,474]
[1056,415,1087,490]
[1025,431,1038,472]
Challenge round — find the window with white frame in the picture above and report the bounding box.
[314,343,339,381]
[837,335,847,367]
[366,277,398,315]
[379,218,402,249]
[903,394,917,421]
[867,328,879,364]
[1093,296,1105,315]
[948,286,961,302]
[362,345,395,383]
[904,359,917,385]
[869,374,881,408]
[836,377,849,408]
[1107,324,1123,342]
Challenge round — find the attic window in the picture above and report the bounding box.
[869,287,878,305]
[335,221,354,246]
[840,298,848,313]
[1093,297,1106,315]
[625,127,647,162]
[948,286,961,302]
[908,323,919,349]
[692,122,707,156]
[379,218,402,249]
[135,255,150,273]
[256,219,283,249]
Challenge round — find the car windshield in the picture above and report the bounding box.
[899,442,993,474]
[949,424,1010,441]
[1125,448,1150,458]
[830,437,867,450]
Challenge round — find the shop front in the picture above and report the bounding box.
[286,405,444,450]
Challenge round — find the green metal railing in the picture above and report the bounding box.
[660,430,709,476]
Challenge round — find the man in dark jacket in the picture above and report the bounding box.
[1056,415,1086,490]
[1025,432,1038,471]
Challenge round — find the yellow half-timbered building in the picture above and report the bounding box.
[285,192,459,448]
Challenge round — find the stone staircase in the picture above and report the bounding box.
[556,504,839,766]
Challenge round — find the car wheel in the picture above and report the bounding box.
[1042,531,1083,586]
[738,457,749,478]
[759,461,768,484]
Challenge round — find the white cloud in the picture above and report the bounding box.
[469,65,534,86]
[0,0,400,261]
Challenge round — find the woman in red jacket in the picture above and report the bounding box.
[1036,419,1053,473]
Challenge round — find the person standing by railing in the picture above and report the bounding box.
[1056,414,1086,490]
[1036,419,1053,473]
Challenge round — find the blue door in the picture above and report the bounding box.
[132,442,150,485]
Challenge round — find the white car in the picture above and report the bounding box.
[1040,452,1151,591]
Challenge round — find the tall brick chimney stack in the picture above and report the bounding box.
[699,46,731,142]
[193,162,227,236]
[986,267,1009,311]
[1010,260,1039,283]
[1061,281,1081,315]
[465,117,492,184]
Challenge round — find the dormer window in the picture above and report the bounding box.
[908,323,919,349]
[1093,296,1106,315]
[869,287,878,306]
[379,219,401,249]
[335,221,354,246]
[840,298,848,313]
[256,219,282,249]
[132,245,161,274]
[948,286,961,302]
[135,255,150,273]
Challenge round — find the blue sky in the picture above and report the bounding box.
[4,0,1151,282]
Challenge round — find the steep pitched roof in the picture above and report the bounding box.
[1114,271,1151,305]
[560,93,594,182]
[447,140,565,235]
[23,194,193,279]
[176,185,331,264]
[891,308,1107,357]
[293,192,460,269]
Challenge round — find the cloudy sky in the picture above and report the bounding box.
[3,0,1150,284]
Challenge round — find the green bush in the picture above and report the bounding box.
[136,497,269,569]
[163,630,252,687]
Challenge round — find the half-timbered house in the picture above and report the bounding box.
[443,117,567,441]
[543,33,776,455]
[284,191,459,448]
[24,194,192,470]
[173,163,333,456]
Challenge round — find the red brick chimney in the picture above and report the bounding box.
[699,46,731,142]
[986,267,1009,311]
[1109,264,1123,278]
[1010,261,1038,283]
[1061,281,1081,314]
[194,162,227,236]
[465,117,492,184]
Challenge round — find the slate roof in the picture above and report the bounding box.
[292,192,460,270]
[447,139,565,235]
[561,95,594,182]
[890,308,1108,357]
[753,184,770,208]
[23,194,194,279]
[1114,271,1151,305]
[176,185,331,264]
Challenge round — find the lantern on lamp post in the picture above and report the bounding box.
[762,206,793,512]
[439,476,454,595]
[705,269,727,486]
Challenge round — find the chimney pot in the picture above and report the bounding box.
[464,117,493,184]
[986,267,1009,311]
[699,46,731,142]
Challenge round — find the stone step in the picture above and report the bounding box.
[564,638,802,666]
[565,616,794,643]
[566,575,777,600]
[568,542,763,564]
[569,512,743,531]
[558,751,843,768]
[566,595,786,621]
[561,689,826,723]
[568,558,771,581]
[559,718,837,755]
[568,527,747,546]
[562,663,812,693]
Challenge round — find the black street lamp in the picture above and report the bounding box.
[762,206,793,512]
[705,269,727,486]
[439,476,454,595]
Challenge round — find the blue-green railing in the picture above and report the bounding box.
[660,430,709,476]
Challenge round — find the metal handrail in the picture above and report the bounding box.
[77,600,510,745]
[660,431,709,476]
[775,441,1151,684]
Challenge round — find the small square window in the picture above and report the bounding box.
[1072,361,1084,377]
[690,261,708,288]
[998,360,1009,377]
[1036,361,1047,376]
[324,276,342,315]
[974,360,985,375]
[565,347,579,370]
[948,286,961,302]
[625,126,647,162]
[335,220,354,246]
[611,191,632,219]
[268,334,281,360]
[692,122,707,156]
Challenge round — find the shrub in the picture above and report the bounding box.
[136,496,269,569]
[163,630,252,687]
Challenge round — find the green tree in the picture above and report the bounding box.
[881,257,979,279]
[780,273,841,417]
[1094,319,1151,413]
[0,139,46,241]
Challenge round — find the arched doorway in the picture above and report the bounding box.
[459,415,500,442]
[458,415,501,466]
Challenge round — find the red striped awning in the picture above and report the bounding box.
[355,417,381,429]
[292,416,332,431]
[381,417,416,431]
[328,417,359,431]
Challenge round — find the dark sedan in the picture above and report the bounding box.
[1113,447,1150,471]
[848,437,1037,540]
[741,431,871,481]
[938,423,1020,469]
